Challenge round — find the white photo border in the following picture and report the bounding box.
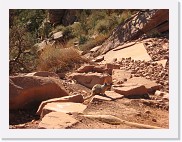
[0,0,179,139]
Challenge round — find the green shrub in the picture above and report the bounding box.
[79,35,88,45]
[62,26,75,40]
[95,20,109,34]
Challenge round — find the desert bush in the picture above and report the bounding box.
[79,35,88,45]
[9,25,38,74]
[62,26,75,40]
[37,46,87,72]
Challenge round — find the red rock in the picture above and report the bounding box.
[112,69,131,84]
[69,72,112,89]
[112,84,148,97]
[126,77,159,93]
[90,95,112,102]
[76,65,94,73]
[36,94,84,115]
[77,64,107,73]
[38,112,78,129]
[92,55,104,62]
[102,43,152,63]
[9,75,69,110]
[90,91,124,103]
[93,65,107,73]
[105,63,120,74]
[40,102,87,118]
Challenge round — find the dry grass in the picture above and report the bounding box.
[37,45,87,72]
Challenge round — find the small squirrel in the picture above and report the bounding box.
[84,83,111,100]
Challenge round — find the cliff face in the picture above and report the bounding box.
[48,9,77,26]
[93,9,169,56]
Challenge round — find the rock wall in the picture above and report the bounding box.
[93,9,169,56]
[48,9,77,26]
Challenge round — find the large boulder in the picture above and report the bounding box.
[9,75,69,110]
[69,73,112,89]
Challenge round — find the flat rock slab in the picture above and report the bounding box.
[91,95,112,102]
[41,102,87,118]
[77,65,94,73]
[102,43,152,63]
[126,77,159,93]
[36,94,84,115]
[112,69,131,84]
[38,112,78,129]
[69,72,112,89]
[112,84,148,97]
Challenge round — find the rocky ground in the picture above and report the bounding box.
[9,36,169,129]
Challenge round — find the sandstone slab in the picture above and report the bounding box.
[41,102,87,118]
[9,75,69,110]
[89,91,124,102]
[77,64,107,73]
[76,65,94,73]
[102,43,152,63]
[36,94,84,115]
[38,112,78,129]
[112,84,148,98]
[93,65,107,73]
[69,73,112,89]
[126,77,159,93]
[90,95,112,102]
